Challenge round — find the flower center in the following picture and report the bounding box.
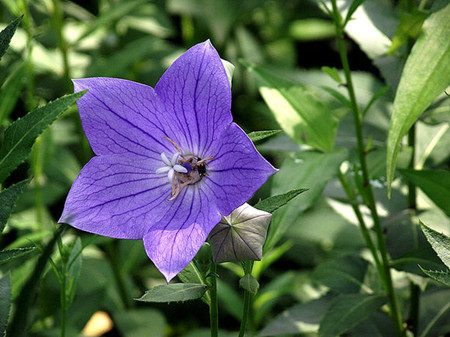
[155,137,214,200]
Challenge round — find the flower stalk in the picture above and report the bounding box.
[208,263,219,337]
[330,1,404,335]
[238,261,254,337]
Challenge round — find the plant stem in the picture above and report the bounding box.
[239,261,253,337]
[330,1,404,335]
[105,241,133,309]
[209,263,219,337]
[52,0,72,91]
[337,172,381,269]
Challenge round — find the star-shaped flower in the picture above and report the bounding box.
[59,40,277,282]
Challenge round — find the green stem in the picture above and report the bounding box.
[330,1,404,335]
[52,0,72,91]
[239,261,254,337]
[60,269,67,337]
[19,0,35,110]
[337,172,381,269]
[105,241,133,309]
[209,263,218,337]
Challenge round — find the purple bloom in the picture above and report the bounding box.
[59,41,277,282]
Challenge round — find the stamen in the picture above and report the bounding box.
[163,137,187,160]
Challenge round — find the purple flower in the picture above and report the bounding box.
[59,41,277,282]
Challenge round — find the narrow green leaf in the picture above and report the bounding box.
[319,294,387,337]
[0,274,11,336]
[0,247,35,265]
[254,188,309,214]
[0,16,22,60]
[319,85,353,110]
[420,221,450,269]
[289,19,336,41]
[388,9,428,55]
[400,170,450,216]
[0,63,26,125]
[362,84,389,117]
[321,66,343,84]
[387,4,450,195]
[136,283,208,303]
[239,274,259,296]
[343,0,366,27]
[419,266,450,287]
[178,261,211,305]
[243,61,338,152]
[0,179,31,233]
[247,130,282,143]
[65,238,83,307]
[0,91,86,184]
[7,225,64,337]
[419,289,450,337]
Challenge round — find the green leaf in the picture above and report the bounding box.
[319,85,352,110]
[239,274,259,296]
[265,149,347,251]
[0,63,26,125]
[0,274,11,336]
[0,179,31,233]
[343,0,367,27]
[254,188,309,214]
[247,130,282,143]
[0,247,35,265]
[289,19,336,41]
[243,62,338,152]
[399,170,450,216]
[136,283,208,303]
[419,289,450,337]
[313,255,371,294]
[319,294,387,337]
[178,261,210,305]
[419,267,450,287]
[0,91,86,184]
[387,4,450,195]
[321,66,343,84]
[7,226,64,337]
[420,221,450,269]
[362,84,389,117]
[114,308,166,337]
[258,295,333,336]
[0,16,21,60]
[388,9,428,55]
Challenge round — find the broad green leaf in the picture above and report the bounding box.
[65,238,83,307]
[0,247,35,265]
[0,274,11,336]
[7,226,64,337]
[178,261,210,305]
[244,62,338,152]
[265,149,347,251]
[321,66,343,84]
[419,289,450,337]
[0,179,30,233]
[319,294,387,337]
[247,130,282,143]
[136,283,207,303]
[0,16,21,60]
[114,308,166,337]
[419,267,450,287]
[239,274,259,296]
[387,4,450,195]
[258,295,333,336]
[0,63,26,125]
[313,255,371,294]
[254,188,309,214]
[399,170,450,216]
[0,91,86,184]
[420,221,450,269]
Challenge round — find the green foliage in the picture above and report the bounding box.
[0,247,35,265]
[0,16,21,60]
[239,274,259,295]
[0,274,11,336]
[247,130,282,143]
[420,221,450,269]
[113,309,166,337]
[0,91,86,184]
[0,179,30,233]
[137,283,208,303]
[386,4,450,194]
[319,294,387,337]
[254,187,309,213]
[0,63,26,124]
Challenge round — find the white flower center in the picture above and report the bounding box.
[155,152,187,182]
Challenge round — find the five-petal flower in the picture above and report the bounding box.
[59,40,277,282]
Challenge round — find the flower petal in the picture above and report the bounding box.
[73,77,174,159]
[59,155,173,239]
[155,40,232,157]
[143,185,222,282]
[205,123,278,215]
